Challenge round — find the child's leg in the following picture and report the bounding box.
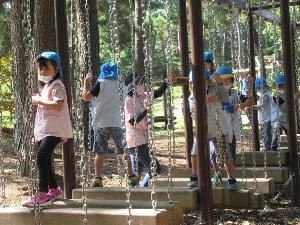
[110,127,134,175]
[263,121,272,151]
[209,140,220,173]
[93,128,110,177]
[37,136,61,193]
[271,122,280,151]
[140,159,161,187]
[228,135,236,163]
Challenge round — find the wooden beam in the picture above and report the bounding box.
[252,0,300,10]
[215,0,282,25]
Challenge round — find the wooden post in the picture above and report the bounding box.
[178,0,193,168]
[280,0,300,206]
[54,0,76,199]
[188,0,213,224]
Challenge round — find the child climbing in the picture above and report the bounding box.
[23,51,72,207]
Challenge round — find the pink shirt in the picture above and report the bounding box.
[125,92,150,148]
[34,80,73,142]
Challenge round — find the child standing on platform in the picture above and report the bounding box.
[124,73,176,187]
[218,66,254,162]
[271,74,287,151]
[82,62,139,187]
[254,77,272,151]
[23,51,72,207]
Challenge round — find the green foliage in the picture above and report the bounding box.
[0,2,11,56]
[0,56,13,115]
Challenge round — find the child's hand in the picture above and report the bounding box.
[144,98,151,109]
[84,73,93,83]
[168,74,177,83]
[32,95,41,105]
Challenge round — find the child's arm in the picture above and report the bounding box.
[32,96,64,111]
[153,74,177,99]
[126,98,148,127]
[82,74,97,101]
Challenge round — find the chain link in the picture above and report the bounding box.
[0,94,5,207]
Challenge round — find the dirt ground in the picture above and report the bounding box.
[1,129,300,225]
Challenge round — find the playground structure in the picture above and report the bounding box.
[0,0,300,225]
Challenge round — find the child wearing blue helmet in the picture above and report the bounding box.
[271,74,287,151]
[253,77,272,151]
[188,65,238,189]
[218,66,255,161]
[82,62,139,187]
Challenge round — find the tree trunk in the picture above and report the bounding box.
[11,0,31,176]
[134,0,145,74]
[34,0,56,53]
[74,0,100,150]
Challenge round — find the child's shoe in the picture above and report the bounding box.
[213,172,222,187]
[22,192,52,207]
[227,177,238,189]
[187,175,198,188]
[129,174,140,187]
[47,187,63,201]
[92,177,103,187]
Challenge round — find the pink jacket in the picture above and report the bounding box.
[34,80,73,142]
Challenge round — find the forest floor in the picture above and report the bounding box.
[1,127,300,225]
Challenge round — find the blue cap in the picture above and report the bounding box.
[216,66,233,77]
[275,74,285,85]
[39,51,63,79]
[189,69,210,82]
[98,62,118,80]
[204,51,214,63]
[255,77,267,88]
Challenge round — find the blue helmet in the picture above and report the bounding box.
[38,51,63,79]
[255,77,268,88]
[275,74,285,85]
[204,51,214,63]
[216,66,233,77]
[189,69,210,82]
[98,62,118,80]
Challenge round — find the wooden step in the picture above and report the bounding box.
[150,177,275,195]
[52,199,183,225]
[280,134,300,142]
[0,207,172,225]
[72,187,198,210]
[235,151,289,167]
[171,167,289,182]
[72,187,264,210]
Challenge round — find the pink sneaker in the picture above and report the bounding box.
[22,192,52,207]
[47,187,63,201]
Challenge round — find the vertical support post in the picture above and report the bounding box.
[291,27,300,133]
[54,0,76,199]
[178,0,193,168]
[188,0,213,224]
[280,0,300,206]
[248,13,260,152]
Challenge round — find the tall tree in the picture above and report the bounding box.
[34,0,56,53]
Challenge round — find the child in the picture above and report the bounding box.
[124,73,176,187]
[23,51,72,207]
[253,77,272,151]
[218,66,255,162]
[82,62,138,187]
[271,74,287,151]
[188,66,237,189]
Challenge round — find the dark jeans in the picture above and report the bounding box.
[129,144,161,187]
[37,136,61,192]
[229,135,236,163]
[271,122,287,151]
[262,121,272,151]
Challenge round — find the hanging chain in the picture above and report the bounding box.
[0,94,5,208]
[22,0,41,224]
[142,0,158,211]
[165,0,174,203]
